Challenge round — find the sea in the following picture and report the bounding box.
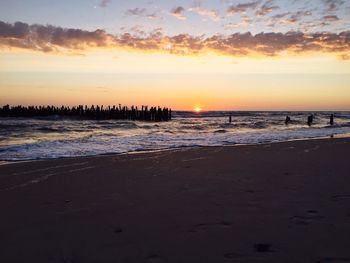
[1,111,350,161]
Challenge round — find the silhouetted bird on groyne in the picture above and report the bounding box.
[0,104,172,122]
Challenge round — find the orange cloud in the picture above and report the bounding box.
[188,4,220,21]
[1,21,350,58]
[0,21,109,52]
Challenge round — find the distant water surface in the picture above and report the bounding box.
[1,111,350,161]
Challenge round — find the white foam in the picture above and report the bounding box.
[1,112,350,161]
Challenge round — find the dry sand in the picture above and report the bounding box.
[0,138,350,263]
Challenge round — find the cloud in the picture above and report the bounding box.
[188,4,220,21]
[323,15,340,21]
[0,21,109,52]
[256,0,279,17]
[226,1,260,15]
[265,10,311,27]
[297,14,340,31]
[224,15,252,29]
[271,12,290,19]
[323,0,344,12]
[339,53,350,60]
[299,20,331,31]
[125,8,160,20]
[170,6,186,20]
[126,8,147,16]
[1,21,350,58]
[99,0,112,8]
[0,21,29,38]
[129,25,146,35]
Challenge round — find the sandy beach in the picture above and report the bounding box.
[1,138,350,263]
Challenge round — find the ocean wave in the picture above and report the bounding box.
[0,111,349,161]
[178,125,205,130]
[0,123,31,129]
[1,125,349,161]
[214,129,227,133]
[36,127,70,132]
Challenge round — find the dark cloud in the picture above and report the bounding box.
[323,15,340,21]
[266,10,315,29]
[0,21,29,38]
[0,21,109,52]
[170,6,186,20]
[125,8,160,19]
[129,25,146,35]
[271,12,290,19]
[99,0,112,8]
[1,21,350,58]
[286,11,312,24]
[126,8,147,16]
[323,0,344,12]
[256,0,279,17]
[226,1,260,15]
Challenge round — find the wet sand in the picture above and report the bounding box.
[0,138,350,263]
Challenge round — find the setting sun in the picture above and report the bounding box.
[194,107,202,113]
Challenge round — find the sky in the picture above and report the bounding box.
[0,0,350,110]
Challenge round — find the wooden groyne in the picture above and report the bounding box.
[0,105,172,121]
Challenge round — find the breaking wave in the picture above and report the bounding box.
[0,111,349,161]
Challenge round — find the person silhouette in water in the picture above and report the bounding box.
[330,114,334,126]
[285,116,291,125]
[307,115,313,126]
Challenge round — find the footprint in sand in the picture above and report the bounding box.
[188,221,232,233]
[112,226,123,234]
[146,254,163,263]
[220,221,232,226]
[330,194,350,201]
[224,252,243,259]
[289,210,324,226]
[254,243,272,253]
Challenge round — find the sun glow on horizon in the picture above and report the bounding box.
[194,107,202,113]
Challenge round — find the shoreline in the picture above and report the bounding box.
[1,133,350,165]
